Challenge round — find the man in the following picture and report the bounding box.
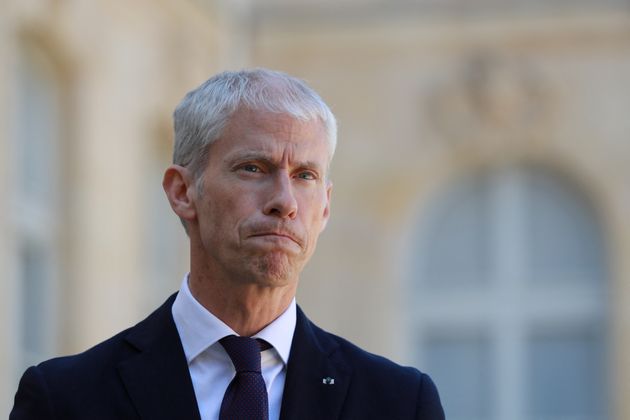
[11,69,444,419]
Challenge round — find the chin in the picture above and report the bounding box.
[251,252,301,286]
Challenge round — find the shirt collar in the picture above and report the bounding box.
[172,274,296,366]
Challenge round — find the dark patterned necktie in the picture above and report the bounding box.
[219,335,269,420]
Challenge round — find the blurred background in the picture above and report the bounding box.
[2,0,630,419]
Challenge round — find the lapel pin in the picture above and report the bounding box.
[322,377,335,385]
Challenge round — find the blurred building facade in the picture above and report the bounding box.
[2,1,630,419]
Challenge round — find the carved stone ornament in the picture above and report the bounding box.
[427,52,549,144]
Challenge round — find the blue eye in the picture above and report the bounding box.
[297,172,316,180]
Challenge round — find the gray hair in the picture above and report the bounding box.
[172,68,337,179]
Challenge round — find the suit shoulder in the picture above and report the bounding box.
[11,295,185,419]
[36,325,135,377]
[10,326,138,420]
[311,322,423,382]
[308,323,445,419]
[29,293,177,385]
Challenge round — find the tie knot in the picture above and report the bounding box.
[220,335,263,373]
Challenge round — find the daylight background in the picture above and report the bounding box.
[2,1,630,419]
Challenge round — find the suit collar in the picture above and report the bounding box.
[117,294,201,420]
[279,306,352,420]
[113,295,352,420]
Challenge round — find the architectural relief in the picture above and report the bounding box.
[427,52,551,146]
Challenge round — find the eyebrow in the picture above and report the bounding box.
[224,151,324,173]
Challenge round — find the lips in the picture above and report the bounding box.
[248,229,303,248]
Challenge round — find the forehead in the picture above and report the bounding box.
[215,108,331,162]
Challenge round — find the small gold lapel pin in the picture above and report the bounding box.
[322,377,335,385]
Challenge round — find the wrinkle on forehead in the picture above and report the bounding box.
[207,109,332,183]
[235,109,331,151]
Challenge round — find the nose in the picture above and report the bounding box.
[263,172,298,219]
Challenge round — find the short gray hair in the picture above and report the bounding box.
[172,68,337,179]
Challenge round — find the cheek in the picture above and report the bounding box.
[200,196,236,234]
[301,193,329,237]
[300,187,328,210]
[216,192,260,232]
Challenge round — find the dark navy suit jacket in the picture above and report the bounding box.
[10,294,445,419]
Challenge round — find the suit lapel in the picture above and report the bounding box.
[117,294,201,420]
[279,307,352,420]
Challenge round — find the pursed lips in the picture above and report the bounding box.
[249,231,302,247]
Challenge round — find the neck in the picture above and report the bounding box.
[188,271,297,337]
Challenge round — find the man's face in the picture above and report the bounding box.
[192,108,332,287]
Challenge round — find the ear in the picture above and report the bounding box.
[163,165,197,222]
[320,181,333,233]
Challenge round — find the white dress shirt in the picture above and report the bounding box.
[172,275,296,420]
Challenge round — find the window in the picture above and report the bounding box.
[412,165,609,420]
